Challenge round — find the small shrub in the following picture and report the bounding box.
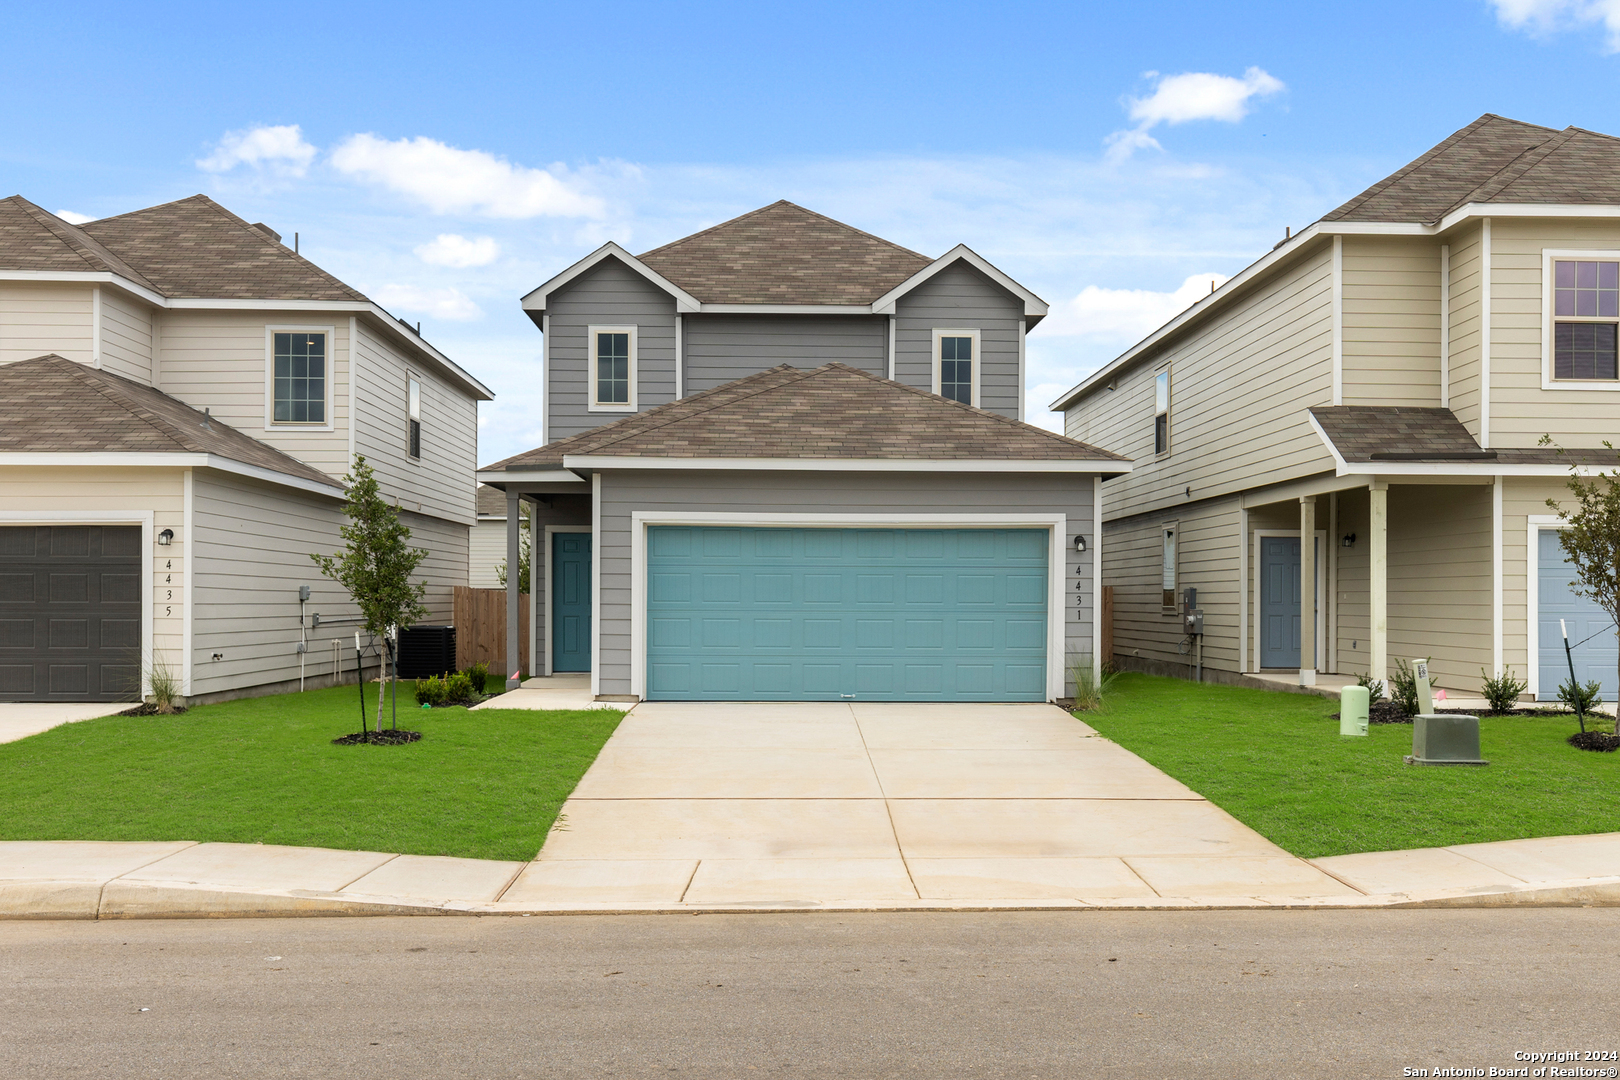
[445,671,474,702]
[465,662,491,694]
[414,675,448,706]
[1558,676,1606,729]
[1356,672,1385,701]
[1067,655,1119,712]
[1480,667,1529,714]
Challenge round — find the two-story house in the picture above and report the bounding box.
[478,201,1128,701]
[1054,115,1620,702]
[0,194,492,704]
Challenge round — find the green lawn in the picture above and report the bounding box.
[1085,673,1620,858]
[0,686,622,861]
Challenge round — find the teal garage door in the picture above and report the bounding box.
[646,526,1049,701]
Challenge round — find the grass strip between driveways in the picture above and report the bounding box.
[1084,673,1620,859]
[0,686,622,862]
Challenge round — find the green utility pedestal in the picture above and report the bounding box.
[1408,714,1489,766]
[1339,686,1369,737]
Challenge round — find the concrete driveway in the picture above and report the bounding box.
[508,701,1356,906]
[0,702,134,745]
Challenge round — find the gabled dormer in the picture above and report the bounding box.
[520,201,1048,441]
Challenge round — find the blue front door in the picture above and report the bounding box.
[1537,528,1618,700]
[1260,535,1303,669]
[645,526,1049,701]
[552,532,591,673]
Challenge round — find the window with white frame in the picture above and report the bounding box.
[1161,525,1177,609]
[589,325,637,411]
[407,375,422,460]
[933,328,979,406]
[1153,370,1170,454]
[271,331,327,424]
[1552,259,1620,381]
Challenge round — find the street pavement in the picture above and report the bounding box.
[3,907,1616,1079]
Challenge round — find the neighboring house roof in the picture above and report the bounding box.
[475,484,509,518]
[0,354,342,490]
[637,201,934,306]
[0,194,363,302]
[484,363,1127,473]
[1323,114,1620,225]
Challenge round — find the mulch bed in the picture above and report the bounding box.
[1568,731,1620,752]
[118,703,188,716]
[331,729,422,746]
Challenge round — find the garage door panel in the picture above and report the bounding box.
[647,526,1048,702]
[0,574,32,603]
[1539,528,1619,699]
[0,665,33,694]
[0,619,33,649]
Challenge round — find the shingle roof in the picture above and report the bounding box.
[476,484,508,517]
[636,201,934,305]
[0,355,342,489]
[485,363,1127,472]
[0,194,365,302]
[1309,406,1495,461]
[1322,114,1620,225]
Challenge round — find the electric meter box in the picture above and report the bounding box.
[1184,609,1204,636]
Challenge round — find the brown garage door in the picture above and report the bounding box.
[0,526,142,702]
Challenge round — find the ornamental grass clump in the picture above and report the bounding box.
[1067,655,1118,712]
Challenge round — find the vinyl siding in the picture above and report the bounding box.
[159,309,353,480]
[1487,218,1620,448]
[0,465,184,680]
[681,314,886,394]
[894,262,1023,419]
[1067,243,1337,522]
[470,518,507,588]
[1447,223,1484,440]
[1340,235,1442,407]
[594,470,1094,698]
[1383,483,1493,691]
[354,317,478,526]
[190,470,463,698]
[0,281,93,366]
[544,257,677,442]
[99,287,156,385]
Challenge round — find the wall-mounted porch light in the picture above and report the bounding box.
[1074,535,1087,553]
[157,528,174,546]
[1342,533,1356,548]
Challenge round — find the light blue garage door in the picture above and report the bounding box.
[1538,528,1618,700]
[646,526,1049,701]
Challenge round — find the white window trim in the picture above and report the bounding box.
[931,327,981,407]
[1541,249,1620,391]
[1154,368,1171,457]
[628,511,1067,703]
[1160,521,1178,611]
[406,370,423,464]
[264,324,337,431]
[588,324,638,412]
[542,525,593,678]
[1526,514,1567,701]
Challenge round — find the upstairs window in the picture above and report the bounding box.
[1553,259,1619,381]
[407,375,422,460]
[1161,525,1177,609]
[1154,370,1170,454]
[272,331,326,424]
[589,325,637,411]
[933,328,980,406]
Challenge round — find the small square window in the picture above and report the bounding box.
[272,332,326,423]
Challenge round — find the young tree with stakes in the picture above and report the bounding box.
[1542,436,1620,734]
[312,455,430,734]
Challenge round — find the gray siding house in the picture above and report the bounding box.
[480,202,1128,702]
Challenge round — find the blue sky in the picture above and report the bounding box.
[6,0,1620,462]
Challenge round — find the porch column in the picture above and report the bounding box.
[1369,481,1388,694]
[1299,496,1316,686]
[505,488,521,691]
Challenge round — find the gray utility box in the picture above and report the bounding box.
[1409,714,1489,766]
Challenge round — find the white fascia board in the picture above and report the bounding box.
[0,451,344,497]
[0,269,168,307]
[475,468,586,485]
[871,245,1050,318]
[1305,411,1351,472]
[520,243,702,314]
[562,455,1131,474]
[695,304,874,315]
[1436,202,1620,232]
[357,306,494,401]
[1333,460,1599,478]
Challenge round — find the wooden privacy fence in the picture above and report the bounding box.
[1101,585,1114,669]
[453,586,529,677]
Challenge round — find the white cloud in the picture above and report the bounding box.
[1039,273,1230,339]
[54,210,94,224]
[1490,0,1620,50]
[414,233,501,268]
[371,284,483,321]
[1106,68,1284,161]
[330,134,604,219]
[197,124,317,177]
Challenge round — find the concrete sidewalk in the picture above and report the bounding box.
[471,673,622,712]
[0,702,137,745]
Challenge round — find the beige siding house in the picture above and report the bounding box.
[0,194,492,703]
[1055,115,1620,702]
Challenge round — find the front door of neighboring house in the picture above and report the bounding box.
[552,532,592,673]
[1259,535,1318,669]
[1537,528,1618,700]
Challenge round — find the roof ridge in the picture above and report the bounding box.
[637,200,931,263]
[1446,127,1577,214]
[5,197,120,278]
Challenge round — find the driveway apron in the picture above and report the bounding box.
[511,701,1356,906]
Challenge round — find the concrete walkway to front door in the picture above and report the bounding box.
[506,701,1357,906]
